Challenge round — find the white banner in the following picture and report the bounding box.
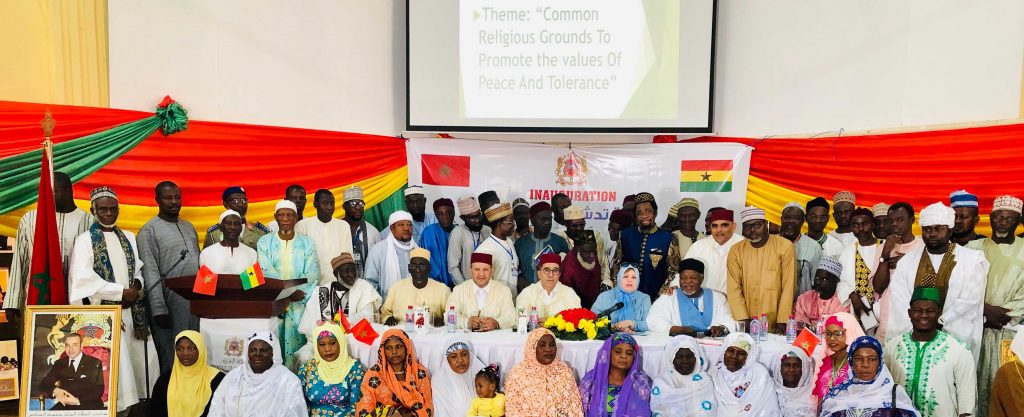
[406,139,751,227]
[200,318,279,373]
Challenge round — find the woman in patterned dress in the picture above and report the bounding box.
[356,329,433,417]
[299,321,366,417]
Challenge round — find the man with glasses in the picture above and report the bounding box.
[515,253,581,321]
[203,186,270,250]
[474,202,524,297]
[341,186,380,277]
[726,206,797,334]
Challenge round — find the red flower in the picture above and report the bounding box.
[557,308,596,326]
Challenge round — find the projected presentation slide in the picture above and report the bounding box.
[408,0,716,133]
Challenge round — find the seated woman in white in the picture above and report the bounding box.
[648,258,735,337]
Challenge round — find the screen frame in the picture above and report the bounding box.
[405,0,718,134]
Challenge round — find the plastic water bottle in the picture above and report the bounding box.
[528,307,539,332]
[816,318,826,338]
[760,314,769,342]
[749,316,761,340]
[446,306,457,333]
[786,314,798,343]
[404,305,414,331]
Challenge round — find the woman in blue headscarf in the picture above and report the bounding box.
[591,264,652,333]
[819,336,919,417]
[578,333,653,417]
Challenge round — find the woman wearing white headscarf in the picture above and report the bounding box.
[207,331,307,417]
[433,334,486,417]
[650,335,718,416]
[710,332,780,416]
[770,346,816,417]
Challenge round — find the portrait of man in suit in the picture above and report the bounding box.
[38,332,105,410]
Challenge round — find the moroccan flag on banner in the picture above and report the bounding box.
[27,147,67,305]
[421,154,470,187]
[680,160,733,192]
[793,328,820,357]
[239,262,265,290]
[193,265,218,296]
[350,318,378,346]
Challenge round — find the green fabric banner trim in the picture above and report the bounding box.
[0,101,188,215]
[364,184,408,231]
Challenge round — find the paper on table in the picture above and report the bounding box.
[859,295,878,331]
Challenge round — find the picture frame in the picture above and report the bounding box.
[0,339,19,401]
[19,305,121,417]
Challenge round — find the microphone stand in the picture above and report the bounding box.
[140,248,190,399]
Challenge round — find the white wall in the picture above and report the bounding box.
[108,0,1023,139]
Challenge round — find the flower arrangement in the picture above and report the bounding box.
[543,308,612,341]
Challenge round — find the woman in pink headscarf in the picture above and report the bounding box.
[812,312,865,402]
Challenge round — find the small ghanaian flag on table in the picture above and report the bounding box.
[680,160,733,192]
[240,262,266,290]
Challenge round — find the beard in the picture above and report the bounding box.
[466,222,483,232]
[748,235,764,244]
[995,231,1011,238]
[411,211,425,222]
[98,220,117,228]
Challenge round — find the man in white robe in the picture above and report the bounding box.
[4,172,92,317]
[837,207,884,331]
[650,258,735,336]
[364,211,418,298]
[295,189,354,285]
[827,191,859,247]
[447,196,491,286]
[297,252,380,362]
[887,202,989,356]
[199,210,258,274]
[380,185,437,243]
[676,209,743,294]
[516,253,581,320]
[474,202,523,297]
[447,253,517,330]
[67,187,158,412]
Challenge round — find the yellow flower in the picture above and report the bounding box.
[565,323,576,332]
[557,321,567,331]
[596,317,610,327]
[544,317,557,327]
[586,329,597,339]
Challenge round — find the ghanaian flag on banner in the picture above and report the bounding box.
[240,262,266,290]
[680,160,733,192]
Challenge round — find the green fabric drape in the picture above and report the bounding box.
[364,184,407,231]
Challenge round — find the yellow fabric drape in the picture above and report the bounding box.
[0,0,108,106]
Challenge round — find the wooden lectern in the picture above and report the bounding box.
[165,275,307,319]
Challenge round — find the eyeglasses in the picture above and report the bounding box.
[346,201,365,208]
[540,267,561,275]
[227,198,247,204]
[825,330,846,339]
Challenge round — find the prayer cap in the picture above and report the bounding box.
[330,252,355,269]
[218,209,241,222]
[708,209,734,223]
[538,253,561,266]
[484,202,512,222]
[478,190,499,211]
[623,194,635,205]
[833,191,856,205]
[470,252,492,266]
[221,186,245,201]
[669,198,699,217]
[512,198,530,210]
[739,206,766,224]
[948,190,978,208]
[678,258,705,275]
[871,203,890,217]
[342,186,364,203]
[633,192,658,212]
[529,201,552,218]
[816,256,843,278]
[404,185,425,197]
[911,286,943,306]
[90,186,117,203]
[410,247,430,261]
[992,195,1023,214]
[563,205,585,221]
[572,230,597,247]
[275,200,297,213]
[432,198,454,211]
[457,196,480,215]
[609,209,632,227]
[389,210,413,227]
[806,197,830,212]
[919,202,955,227]
[851,207,874,219]
[782,201,804,213]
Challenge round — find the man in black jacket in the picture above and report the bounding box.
[40,333,105,410]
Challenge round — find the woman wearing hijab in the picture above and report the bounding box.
[299,322,366,417]
[770,347,816,417]
[578,333,652,416]
[149,331,225,417]
[710,332,780,416]
[433,335,486,417]
[591,265,652,333]
[651,335,718,416]
[819,336,919,417]
[207,331,308,417]
[813,312,865,402]
[356,329,433,417]
[505,328,584,417]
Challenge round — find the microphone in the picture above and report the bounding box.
[595,302,625,319]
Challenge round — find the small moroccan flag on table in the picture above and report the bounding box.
[350,318,378,346]
[193,265,218,296]
[240,262,265,290]
[680,160,733,192]
[792,328,820,356]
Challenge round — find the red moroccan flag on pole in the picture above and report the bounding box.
[26,144,68,305]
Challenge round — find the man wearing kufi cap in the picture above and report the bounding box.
[199,210,258,274]
[514,201,570,286]
[381,185,436,243]
[68,186,159,411]
[364,210,420,298]
[977,195,1024,415]
[204,185,271,250]
[447,252,517,331]
[448,196,492,286]
[828,191,858,247]
[561,230,605,308]
[836,207,883,330]
[648,258,736,336]
[267,184,308,232]
[614,192,673,301]
[667,198,706,277]
[871,202,891,240]
[558,204,612,287]
[884,286,977,417]
[418,197,457,287]
[474,202,524,297]
[726,206,797,333]
[341,185,381,277]
[515,252,582,320]
[296,250,381,363]
[675,207,744,295]
[295,189,354,286]
[793,256,851,325]
[949,190,986,249]
[805,197,845,259]
[379,247,451,327]
[511,197,532,241]
[887,202,988,358]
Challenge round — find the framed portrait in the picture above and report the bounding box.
[19,305,121,417]
[0,339,19,401]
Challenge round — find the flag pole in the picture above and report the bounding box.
[41,111,55,187]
